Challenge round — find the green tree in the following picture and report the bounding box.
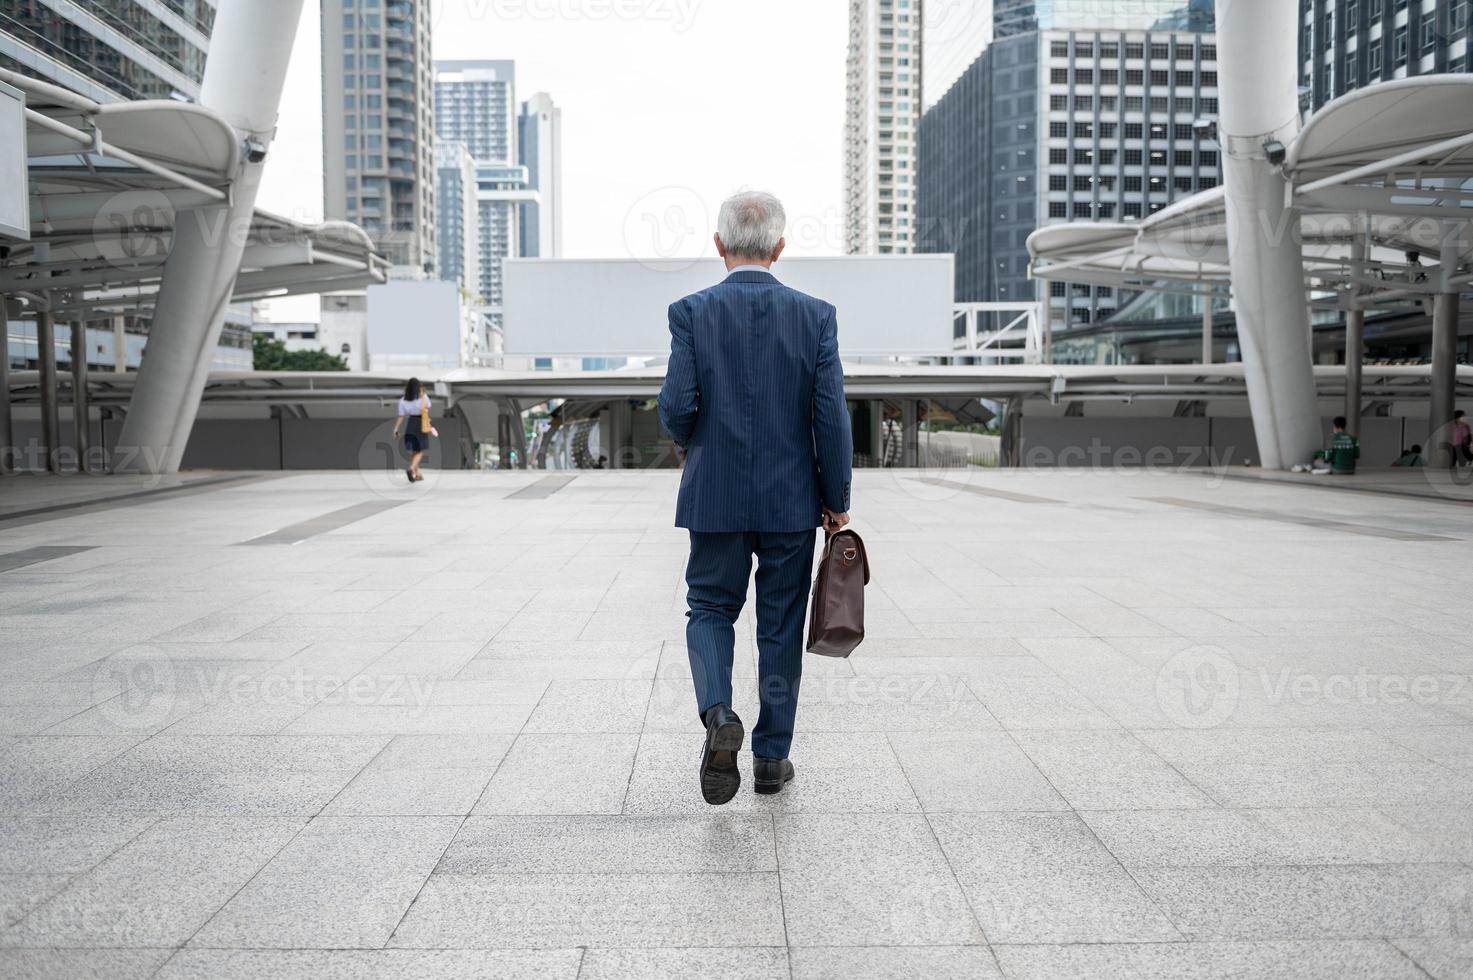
[252,334,349,372]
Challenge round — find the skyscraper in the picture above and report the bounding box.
[1300,0,1470,111]
[918,8,1220,331]
[0,0,213,103]
[844,0,924,254]
[519,91,563,259]
[322,0,438,275]
[434,60,528,310]
[435,141,481,295]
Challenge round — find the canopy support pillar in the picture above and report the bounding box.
[1216,0,1323,469]
[115,0,306,474]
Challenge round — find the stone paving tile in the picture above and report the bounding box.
[0,948,175,980]
[50,736,385,816]
[1012,731,1217,809]
[775,813,983,946]
[1390,938,1473,980]
[577,947,788,980]
[1134,864,1473,940]
[929,811,1182,944]
[390,872,784,948]
[474,734,640,815]
[787,946,1001,979]
[0,873,72,927]
[154,948,583,979]
[887,732,1068,812]
[440,815,775,874]
[0,817,304,947]
[523,679,652,733]
[992,940,1427,979]
[0,815,154,874]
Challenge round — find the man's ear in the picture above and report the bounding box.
[770,237,786,263]
[713,233,727,258]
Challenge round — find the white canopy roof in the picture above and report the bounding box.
[3,70,388,317]
[1029,76,1473,309]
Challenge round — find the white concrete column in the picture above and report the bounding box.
[112,315,126,373]
[1201,295,1214,365]
[1215,0,1323,470]
[115,0,307,473]
[1428,224,1463,468]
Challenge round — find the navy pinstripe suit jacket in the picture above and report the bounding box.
[658,268,853,533]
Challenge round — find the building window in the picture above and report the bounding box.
[1423,12,1438,53]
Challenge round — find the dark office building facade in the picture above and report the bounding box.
[918,27,1221,329]
[1301,0,1470,109]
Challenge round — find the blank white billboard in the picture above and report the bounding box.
[0,81,30,240]
[502,255,956,356]
[367,280,460,355]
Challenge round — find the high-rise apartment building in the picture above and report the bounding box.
[435,141,481,295]
[1300,0,1470,110]
[0,0,214,103]
[845,0,924,254]
[322,0,438,274]
[434,60,529,311]
[918,12,1220,330]
[519,92,563,259]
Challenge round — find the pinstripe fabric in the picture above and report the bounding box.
[660,269,852,761]
[658,269,853,533]
[685,529,817,760]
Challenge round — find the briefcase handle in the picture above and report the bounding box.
[822,527,870,585]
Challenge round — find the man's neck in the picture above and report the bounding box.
[724,257,773,272]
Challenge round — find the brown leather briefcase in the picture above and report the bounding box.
[806,528,870,658]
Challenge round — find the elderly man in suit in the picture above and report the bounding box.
[658,190,853,805]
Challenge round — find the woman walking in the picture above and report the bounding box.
[393,378,435,483]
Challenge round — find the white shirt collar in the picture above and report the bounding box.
[728,264,774,277]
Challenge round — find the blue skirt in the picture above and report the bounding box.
[404,431,428,453]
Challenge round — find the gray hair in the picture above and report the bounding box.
[717,191,786,259]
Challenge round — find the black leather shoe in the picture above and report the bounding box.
[753,756,795,795]
[699,704,744,805]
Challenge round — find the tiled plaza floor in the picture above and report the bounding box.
[0,467,1471,979]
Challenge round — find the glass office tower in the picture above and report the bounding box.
[0,0,214,102]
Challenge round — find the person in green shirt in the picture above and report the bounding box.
[1326,416,1360,475]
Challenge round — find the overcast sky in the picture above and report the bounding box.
[257,0,848,266]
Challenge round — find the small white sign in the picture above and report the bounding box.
[0,80,29,241]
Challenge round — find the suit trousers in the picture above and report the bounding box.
[684,529,817,760]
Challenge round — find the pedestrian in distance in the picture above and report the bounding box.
[1454,410,1472,466]
[392,378,436,483]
